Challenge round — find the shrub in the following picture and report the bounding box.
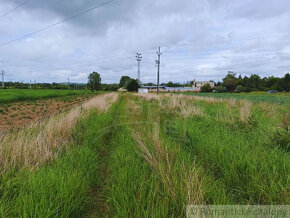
[215,86,227,93]
[236,85,244,93]
[125,79,140,92]
[200,83,212,93]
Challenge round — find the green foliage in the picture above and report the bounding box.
[282,73,290,92]
[274,130,290,152]
[119,76,132,88]
[242,74,264,91]
[125,79,140,92]
[222,71,238,91]
[219,72,290,92]
[88,72,101,92]
[215,86,227,93]
[200,83,213,92]
[236,85,244,93]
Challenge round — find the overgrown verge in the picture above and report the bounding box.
[0,93,118,172]
[105,94,204,217]
[0,93,119,217]
[139,93,289,204]
[0,92,288,217]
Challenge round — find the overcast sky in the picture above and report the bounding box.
[0,0,289,84]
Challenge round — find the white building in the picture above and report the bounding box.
[138,88,149,94]
[192,80,215,91]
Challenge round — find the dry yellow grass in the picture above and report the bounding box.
[0,93,118,173]
[83,93,118,112]
[239,100,252,124]
[136,93,162,103]
[165,97,205,118]
[165,93,223,104]
[137,94,205,118]
[132,124,204,205]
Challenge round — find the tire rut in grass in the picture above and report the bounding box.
[87,102,121,217]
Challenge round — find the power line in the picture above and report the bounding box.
[0,0,115,47]
[0,0,32,18]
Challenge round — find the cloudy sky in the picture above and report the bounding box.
[0,0,289,84]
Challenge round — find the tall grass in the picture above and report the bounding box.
[154,94,289,204]
[239,100,252,124]
[0,93,118,172]
[133,124,204,205]
[105,95,205,217]
[0,94,119,217]
[0,92,288,217]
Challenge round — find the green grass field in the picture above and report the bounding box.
[0,93,289,217]
[0,89,93,105]
[181,92,290,105]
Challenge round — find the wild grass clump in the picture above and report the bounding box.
[166,93,223,104]
[165,97,205,118]
[0,93,118,172]
[137,93,162,102]
[132,124,204,206]
[239,100,252,124]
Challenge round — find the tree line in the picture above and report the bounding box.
[88,72,139,92]
[2,71,289,93]
[212,72,290,93]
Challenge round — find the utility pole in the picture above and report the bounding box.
[1,70,5,89]
[155,47,162,94]
[67,76,70,89]
[136,52,142,83]
[29,80,32,89]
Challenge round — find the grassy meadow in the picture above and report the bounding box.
[0,89,93,105]
[0,92,289,217]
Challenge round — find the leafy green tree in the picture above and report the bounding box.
[167,81,174,87]
[200,83,212,92]
[216,86,227,93]
[247,74,264,91]
[88,72,101,92]
[119,76,131,88]
[126,79,140,92]
[222,71,239,91]
[282,73,290,92]
[236,85,244,93]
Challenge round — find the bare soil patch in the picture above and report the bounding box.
[0,95,92,132]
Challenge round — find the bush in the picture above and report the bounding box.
[125,79,140,92]
[236,85,244,93]
[215,86,227,93]
[200,83,212,92]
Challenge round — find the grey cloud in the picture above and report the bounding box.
[0,0,289,84]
